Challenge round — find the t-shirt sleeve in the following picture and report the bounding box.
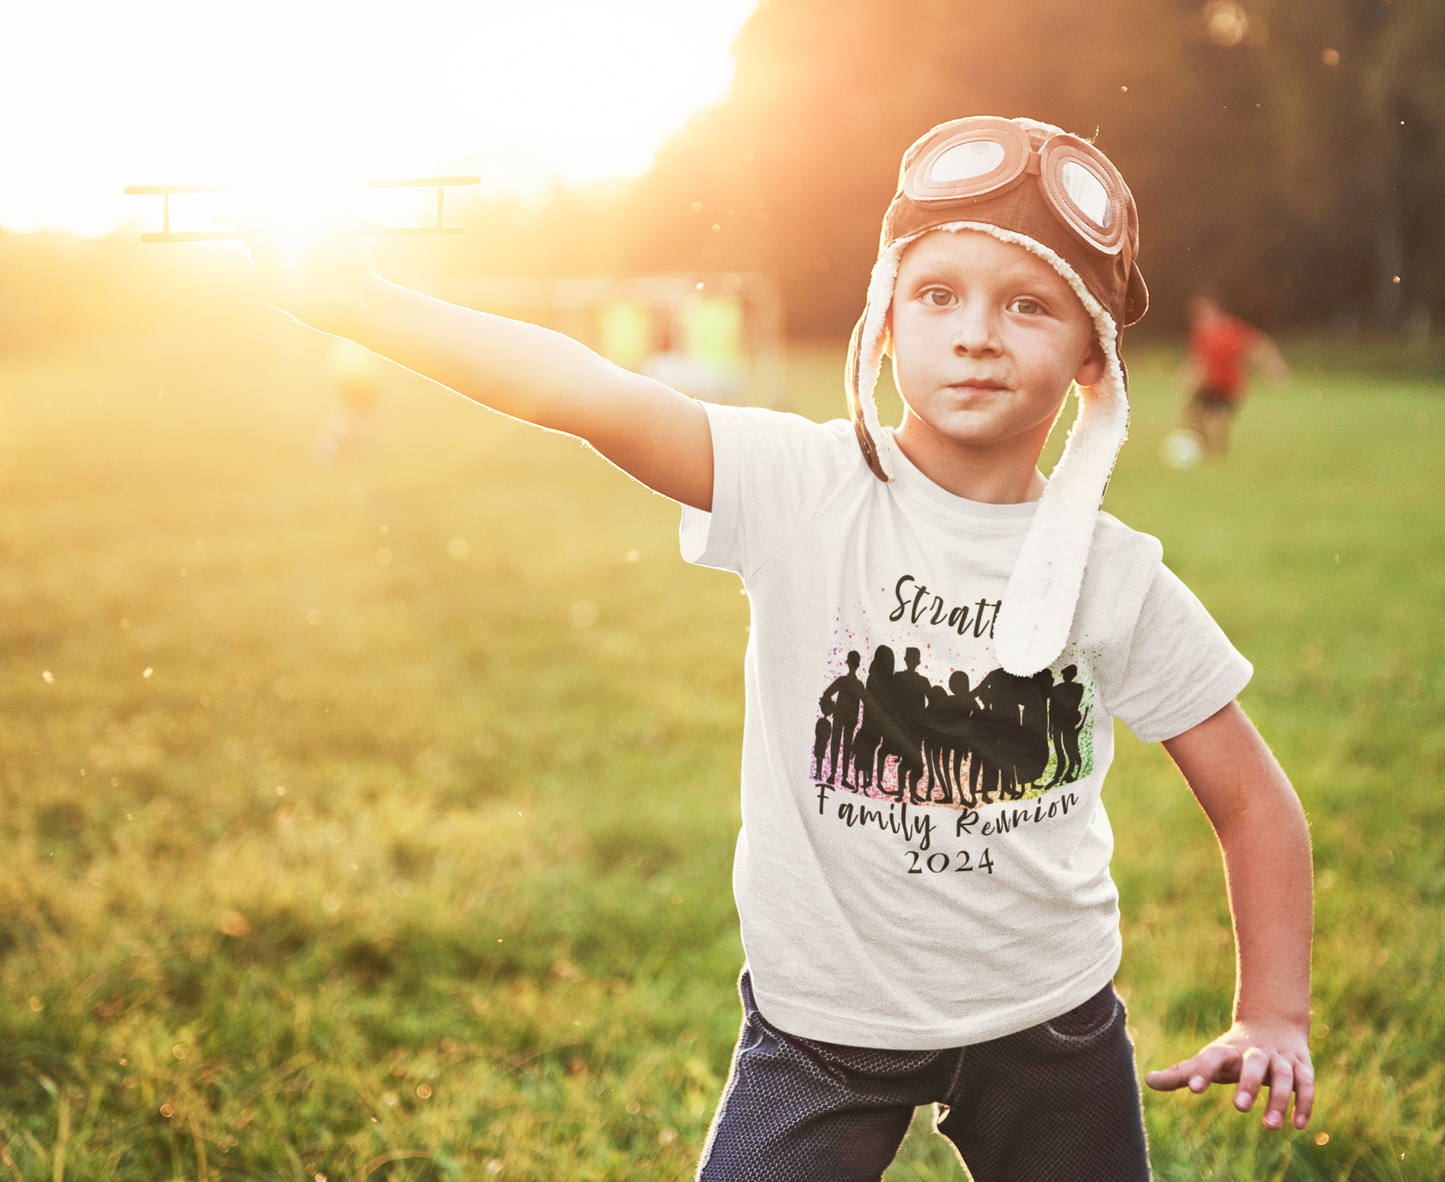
[1102,563,1254,743]
[680,402,860,579]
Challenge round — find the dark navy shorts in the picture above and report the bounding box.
[697,969,1150,1182]
[1191,386,1238,412]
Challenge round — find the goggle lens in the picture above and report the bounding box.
[931,139,1007,183]
[1059,159,1112,228]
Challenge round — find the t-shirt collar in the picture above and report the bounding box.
[885,430,1042,529]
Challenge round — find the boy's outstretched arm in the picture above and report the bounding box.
[246,228,714,510]
[1145,701,1315,1131]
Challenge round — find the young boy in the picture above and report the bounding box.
[247,116,1314,1181]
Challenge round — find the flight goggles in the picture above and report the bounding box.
[882,117,1148,328]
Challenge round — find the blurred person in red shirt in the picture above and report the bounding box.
[1181,296,1290,457]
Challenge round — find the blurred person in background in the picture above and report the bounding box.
[1180,295,1290,457]
[313,338,382,464]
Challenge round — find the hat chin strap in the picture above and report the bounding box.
[848,222,1128,676]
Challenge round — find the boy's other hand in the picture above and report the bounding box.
[1144,1018,1314,1130]
[239,211,378,337]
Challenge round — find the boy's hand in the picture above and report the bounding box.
[1145,1018,1314,1130]
[240,212,379,337]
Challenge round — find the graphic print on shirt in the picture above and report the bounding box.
[813,644,1096,810]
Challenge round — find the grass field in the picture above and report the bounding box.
[1,290,1442,1180]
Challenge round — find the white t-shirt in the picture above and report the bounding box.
[680,404,1252,1050]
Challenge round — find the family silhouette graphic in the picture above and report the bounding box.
[816,647,1090,807]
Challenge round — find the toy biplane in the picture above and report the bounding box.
[124,176,481,242]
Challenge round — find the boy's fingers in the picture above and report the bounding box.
[1203,1045,1243,1086]
[1144,1045,1238,1092]
[1256,1055,1294,1130]
[1142,1063,1189,1092]
[1292,1062,1315,1128]
[1148,1041,1314,1130]
[1231,1046,1270,1112]
[1190,1044,1241,1089]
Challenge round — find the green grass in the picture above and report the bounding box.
[0,311,1442,1180]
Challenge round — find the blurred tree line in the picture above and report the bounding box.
[0,231,262,355]
[6,0,1443,350]
[441,0,1445,341]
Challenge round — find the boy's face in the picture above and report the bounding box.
[888,230,1105,476]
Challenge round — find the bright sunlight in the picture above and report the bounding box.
[3,0,758,236]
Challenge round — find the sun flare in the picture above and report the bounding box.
[3,0,757,236]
